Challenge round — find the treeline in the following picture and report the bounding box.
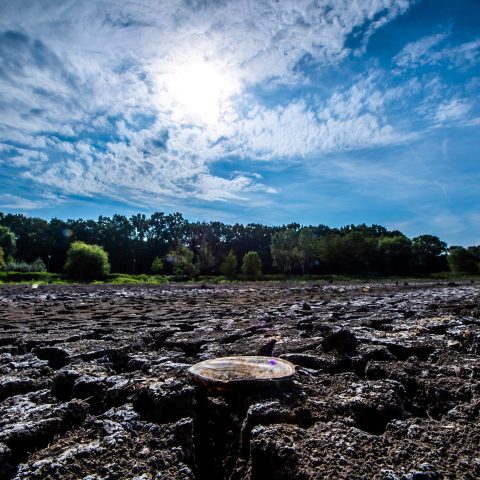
[0,211,479,276]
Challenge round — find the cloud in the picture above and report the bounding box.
[0,1,412,84]
[394,32,480,70]
[0,193,50,210]
[0,0,415,207]
[230,70,420,159]
[393,32,449,68]
[434,98,471,124]
[0,144,48,168]
[234,100,403,159]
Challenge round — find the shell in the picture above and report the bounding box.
[188,356,295,390]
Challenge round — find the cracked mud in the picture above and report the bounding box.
[1,281,479,479]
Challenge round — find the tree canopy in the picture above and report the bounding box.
[241,251,262,278]
[0,225,16,259]
[448,247,479,274]
[0,211,476,276]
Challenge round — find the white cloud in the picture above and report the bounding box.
[393,32,449,68]
[434,99,471,124]
[0,194,50,210]
[235,101,403,159]
[0,144,48,168]
[0,0,412,86]
[394,32,480,70]
[0,0,414,206]
[231,72,417,159]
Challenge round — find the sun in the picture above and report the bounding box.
[167,60,239,123]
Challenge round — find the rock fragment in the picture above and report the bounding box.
[321,329,358,353]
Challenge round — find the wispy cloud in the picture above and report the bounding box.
[394,31,480,71]
[393,32,449,69]
[0,193,50,210]
[434,98,472,124]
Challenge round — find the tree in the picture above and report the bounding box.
[448,247,479,274]
[98,214,134,274]
[270,230,302,274]
[378,235,412,274]
[412,235,447,273]
[230,223,275,274]
[298,228,316,273]
[197,239,215,274]
[315,232,377,274]
[0,225,16,259]
[241,251,262,279]
[220,250,237,277]
[64,241,110,279]
[166,246,199,276]
[468,246,480,262]
[0,247,4,268]
[0,215,52,263]
[151,256,164,274]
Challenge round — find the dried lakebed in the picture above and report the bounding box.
[0,282,479,479]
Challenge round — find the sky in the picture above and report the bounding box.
[0,0,479,246]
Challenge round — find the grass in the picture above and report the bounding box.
[0,271,478,285]
[0,271,66,284]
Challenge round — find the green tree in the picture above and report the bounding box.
[64,241,111,279]
[298,228,316,273]
[467,245,480,261]
[166,246,199,276]
[220,250,237,276]
[151,256,164,273]
[315,232,377,273]
[197,239,215,274]
[448,247,479,274]
[0,247,4,268]
[270,229,302,274]
[378,235,412,274]
[0,225,16,259]
[94,215,132,273]
[241,251,262,279]
[412,235,447,273]
[0,215,52,263]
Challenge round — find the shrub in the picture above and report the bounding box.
[151,256,164,273]
[166,247,199,277]
[64,241,110,279]
[3,257,46,272]
[31,257,47,272]
[4,260,31,272]
[241,251,262,279]
[220,250,237,277]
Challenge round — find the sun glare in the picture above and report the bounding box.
[167,60,239,123]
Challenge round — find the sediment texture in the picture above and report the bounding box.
[0,282,479,479]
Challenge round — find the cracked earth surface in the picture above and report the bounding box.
[1,281,479,479]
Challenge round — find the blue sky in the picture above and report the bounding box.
[0,0,479,245]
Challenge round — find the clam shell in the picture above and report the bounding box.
[188,356,295,389]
